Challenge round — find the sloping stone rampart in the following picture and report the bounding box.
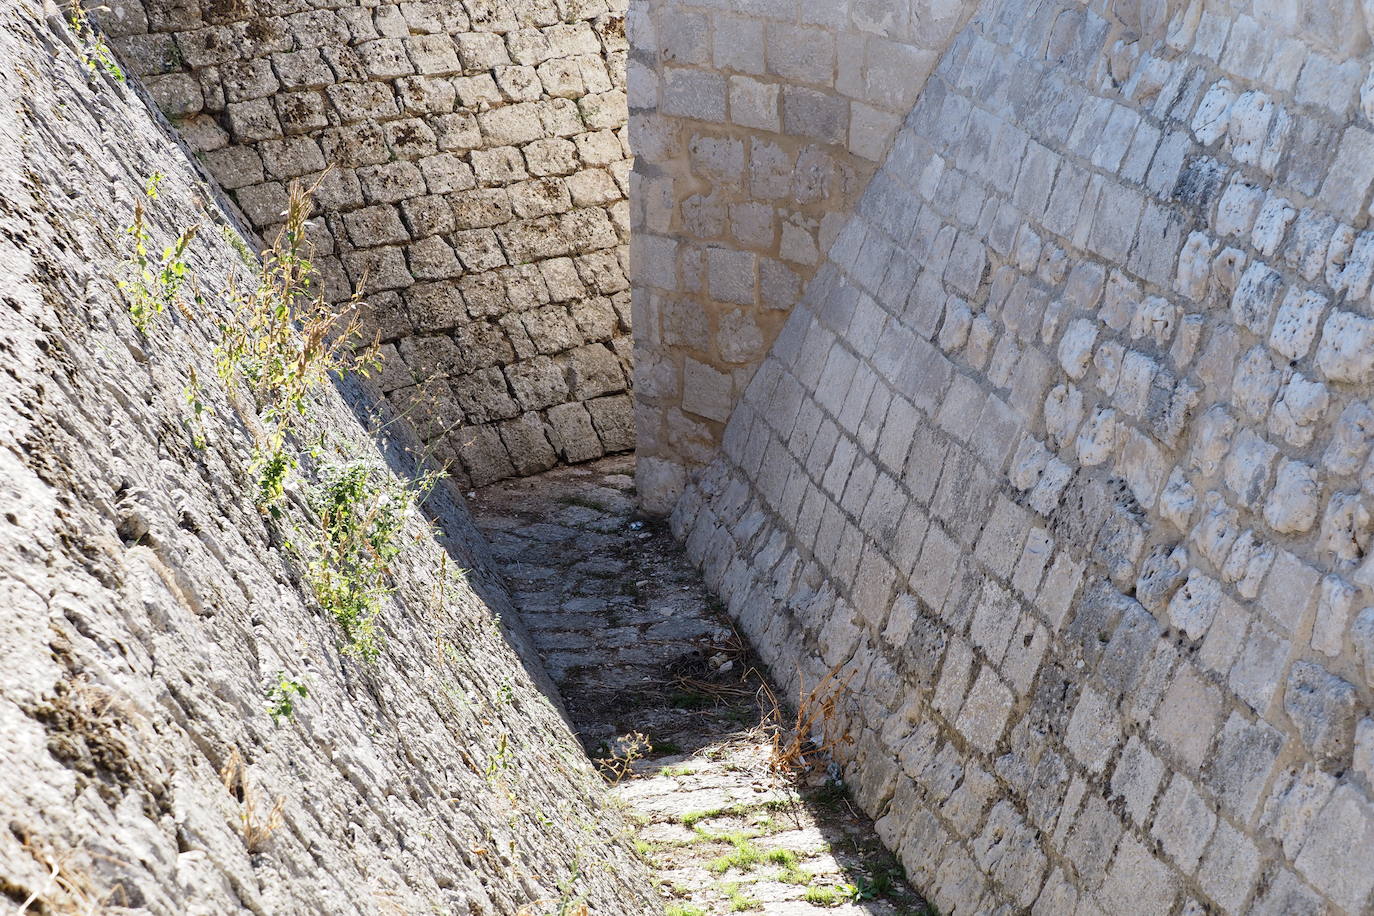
[100,0,635,488]
[662,0,1374,911]
[0,2,655,910]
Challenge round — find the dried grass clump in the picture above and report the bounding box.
[219,749,284,852]
[759,662,854,780]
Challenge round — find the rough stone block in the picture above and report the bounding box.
[1065,685,1118,774]
[566,343,624,399]
[1111,735,1164,826]
[782,86,848,144]
[1319,126,1374,221]
[1097,835,1179,916]
[496,411,557,475]
[1151,775,1216,873]
[586,394,634,452]
[546,401,604,463]
[1284,661,1357,765]
[1316,310,1374,383]
[1293,785,1374,912]
[1207,712,1283,822]
[506,355,569,411]
[1197,820,1260,913]
[1150,662,1221,771]
[660,67,725,120]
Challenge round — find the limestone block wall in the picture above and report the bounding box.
[627,0,977,512]
[671,0,1374,911]
[0,2,656,911]
[100,0,635,488]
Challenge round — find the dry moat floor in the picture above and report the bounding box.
[471,456,931,916]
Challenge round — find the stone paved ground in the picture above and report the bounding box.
[470,456,931,916]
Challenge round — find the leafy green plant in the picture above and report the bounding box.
[215,178,379,508]
[853,862,905,900]
[302,462,410,660]
[182,365,210,449]
[264,673,308,722]
[120,173,199,334]
[485,734,511,780]
[553,865,587,916]
[66,1,124,80]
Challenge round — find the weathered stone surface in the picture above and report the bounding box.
[469,456,932,915]
[630,0,977,496]
[109,0,635,489]
[0,8,655,912]
[656,2,1374,912]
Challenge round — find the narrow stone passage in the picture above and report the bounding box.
[470,457,930,916]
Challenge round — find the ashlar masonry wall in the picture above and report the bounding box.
[101,0,635,488]
[666,0,1374,912]
[627,0,977,512]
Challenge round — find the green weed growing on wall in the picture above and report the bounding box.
[120,173,199,334]
[66,2,124,81]
[214,178,380,508]
[300,461,441,659]
[264,673,308,723]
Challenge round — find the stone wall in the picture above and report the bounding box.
[626,0,977,512]
[664,0,1374,911]
[0,2,656,911]
[100,0,635,488]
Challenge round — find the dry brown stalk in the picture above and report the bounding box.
[594,731,652,784]
[219,748,285,852]
[760,661,855,780]
[15,834,113,915]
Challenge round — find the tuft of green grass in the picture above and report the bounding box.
[659,765,698,777]
[803,884,858,907]
[751,814,785,836]
[669,691,712,710]
[757,797,798,812]
[708,836,764,875]
[721,883,760,912]
[632,838,657,864]
[765,848,797,867]
[680,807,725,828]
[664,905,704,916]
[221,223,257,268]
[778,863,814,886]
